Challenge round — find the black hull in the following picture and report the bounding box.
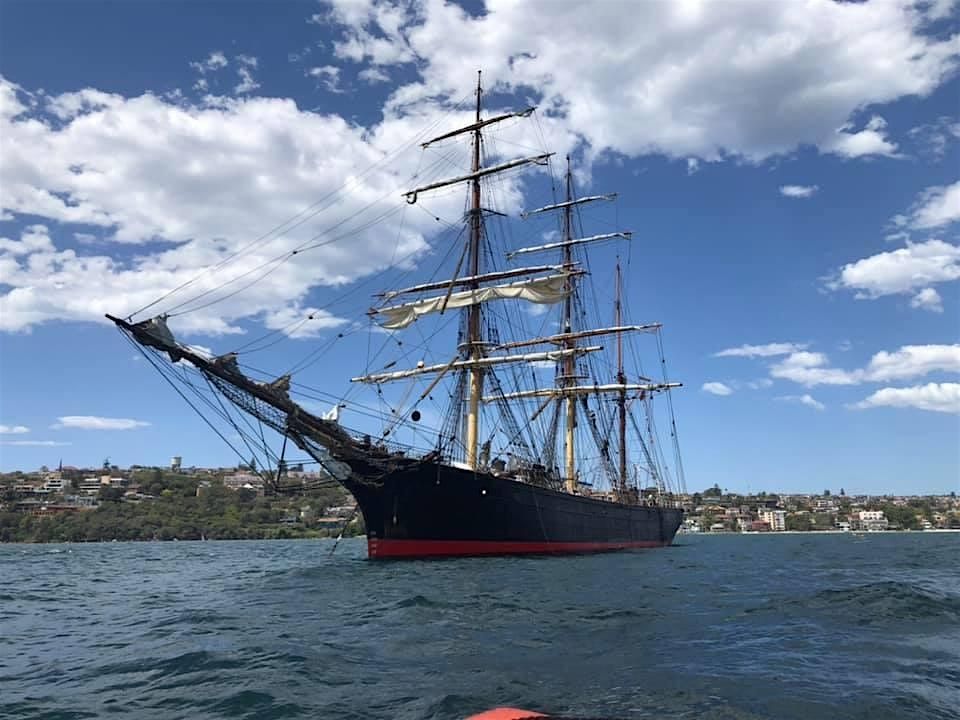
[341,461,683,559]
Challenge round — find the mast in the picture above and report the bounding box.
[616,260,628,494]
[465,70,483,470]
[562,157,577,492]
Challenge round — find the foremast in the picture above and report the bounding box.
[362,70,554,471]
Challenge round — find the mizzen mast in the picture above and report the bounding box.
[561,158,578,492]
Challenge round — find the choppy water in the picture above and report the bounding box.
[1,533,958,720]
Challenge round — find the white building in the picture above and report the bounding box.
[42,475,70,493]
[759,509,787,531]
[222,472,265,493]
[79,477,102,495]
[853,510,888,531]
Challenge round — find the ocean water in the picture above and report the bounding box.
[1,533,958,720]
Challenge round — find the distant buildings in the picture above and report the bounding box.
[852,510,889,531]
[222,472,265,494]
[759,509,787,531]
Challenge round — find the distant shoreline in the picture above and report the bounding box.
[680,528,960,535]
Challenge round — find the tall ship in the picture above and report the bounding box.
[109,73,686,559]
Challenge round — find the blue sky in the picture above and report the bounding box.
[0,0,958,495]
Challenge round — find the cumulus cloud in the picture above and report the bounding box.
[906,181,960,230]
[714,342,808,358]
[770,351,861,386]
[825,115,898,158]
[770,344,960,387]
[852,382,960,414]
[826,239,960,305]
[779,185,818,198]
[0,424,30,434]
[323,0,960,162]
[51,415,151,430]
[910,287,944,312]
[777,394,826,411]
[863,345,960,382]
[0,77,487,335]
[702,382,733,396]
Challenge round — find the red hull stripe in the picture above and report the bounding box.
[367,538,669,558]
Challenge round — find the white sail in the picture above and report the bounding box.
[372,273,575,330]
[352,346,602,384]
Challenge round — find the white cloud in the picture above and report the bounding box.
[702,382,733,396]
[777,394,826,411]
[910,287,944,312]
[827,239,960,301]
[746,378,773,390]
[924,0,959,21]
[907,181,960,230]
[51,415,151,430]
[235,67,261,95]
[308,65,345,93]
[852,382,960,414]
[184,344,213,359]
[770,351,860,386]
[825,115,898,158]
[322,0,960,162]
[714,342,807,358]
[358,67,390,84]
[0,440,71,447]
[686,158,700,175]
[0,424,30,434]
[863,344,960,382]
[190,51,228,74]
[908,116,960,159]
[0,78,480,335]
[771,344,960,387]
[262,306,348,339]
[779,184,818,198]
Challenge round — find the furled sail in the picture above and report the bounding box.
[482,382,682,403]
[352,346,602,384]
[507,232,632,260]
[372,273,575,330]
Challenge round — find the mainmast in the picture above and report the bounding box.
[561,157,577,493]
[615,260,628,494]
[464,71,484,470]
